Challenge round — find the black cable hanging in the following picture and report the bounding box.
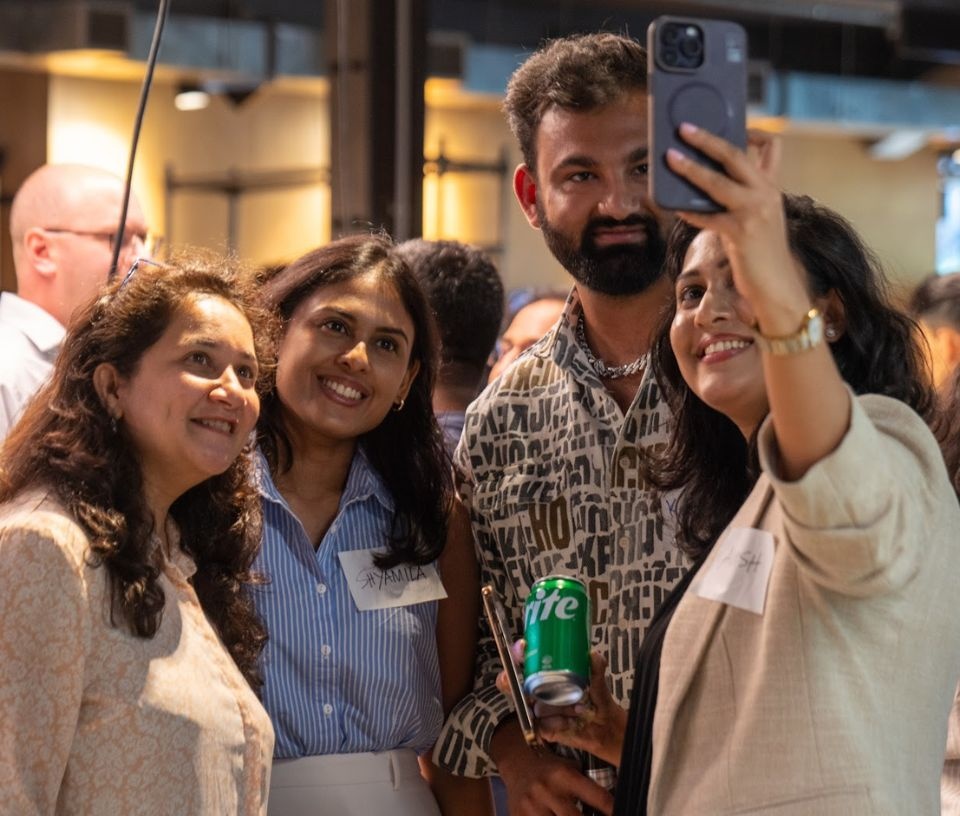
[109,0,172,279]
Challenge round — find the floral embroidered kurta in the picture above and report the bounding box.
[0,490,274,815]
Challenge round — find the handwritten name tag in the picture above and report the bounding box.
[338,549,448,611]
[690,527,775,615]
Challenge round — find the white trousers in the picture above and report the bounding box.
[267,749,442,816]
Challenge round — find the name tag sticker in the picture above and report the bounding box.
[338,549,448,611]
[690,528,775,615]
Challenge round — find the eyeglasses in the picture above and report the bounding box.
[42,227,163,256]
[118,256,166,289]
[90,257,167,325]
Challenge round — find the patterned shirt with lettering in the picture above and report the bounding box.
[434,290,682,779]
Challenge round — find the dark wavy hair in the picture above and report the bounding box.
[257,233,452,568]
[0,253,277,690]
[652,193,935,559]
[504,32,647,171]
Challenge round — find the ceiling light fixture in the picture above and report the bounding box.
[867,129,928,161]
[174,84,211,112]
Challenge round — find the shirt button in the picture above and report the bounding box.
[320,644,332,658]
[618,535,631,549]
[316,582,327,595]
[323,703,333,716]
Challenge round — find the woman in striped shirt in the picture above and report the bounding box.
[252,234,489,815]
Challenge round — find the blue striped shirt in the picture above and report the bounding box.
[252,448,443,758]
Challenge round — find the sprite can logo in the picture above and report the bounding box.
[523,575,590,706]
[524,587,581,627]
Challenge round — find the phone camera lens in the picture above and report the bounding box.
[679,30,703,60]
[661,24,681,46]
[659,21,704,69]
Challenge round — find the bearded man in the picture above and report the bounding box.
[433,32,683,816]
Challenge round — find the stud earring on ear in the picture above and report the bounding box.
[825,326,838,341]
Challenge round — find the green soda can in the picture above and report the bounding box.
[522,574,590,706]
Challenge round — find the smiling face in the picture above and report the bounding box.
[108,294,260,510]
[670,231,769,438]
[274,270,420,452]
[518,91,673,296]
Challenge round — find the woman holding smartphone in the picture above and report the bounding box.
[530,126,960,815]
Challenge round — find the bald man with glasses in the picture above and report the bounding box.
[0,164,151,438]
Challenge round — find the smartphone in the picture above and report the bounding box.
[647,16,748,212]
[481,584,543,751]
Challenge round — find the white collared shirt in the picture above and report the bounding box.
[0,293,65,440]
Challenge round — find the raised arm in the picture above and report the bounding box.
[665,127,945,595]
[666,125,851,480]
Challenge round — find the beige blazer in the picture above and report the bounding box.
[649,394,960,815]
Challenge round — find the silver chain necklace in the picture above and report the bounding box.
[575,310,646,380]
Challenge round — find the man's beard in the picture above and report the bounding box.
[539,209,667,297]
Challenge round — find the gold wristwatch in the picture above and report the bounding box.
[753,308,824,356]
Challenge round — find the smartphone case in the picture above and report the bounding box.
[480,585,543,750]
[648,17,748,212]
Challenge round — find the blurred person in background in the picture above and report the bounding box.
[926,282,960,814]
[0,164,151,438]
[397,238,504,454]
[909,271,960,394]
[938,365,960,815]
[0,255,275,814]
[487,288,567,383]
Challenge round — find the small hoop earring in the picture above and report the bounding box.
[392,397,405,412]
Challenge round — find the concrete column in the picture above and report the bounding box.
[325,0,425,239]
[0,69,49,291]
